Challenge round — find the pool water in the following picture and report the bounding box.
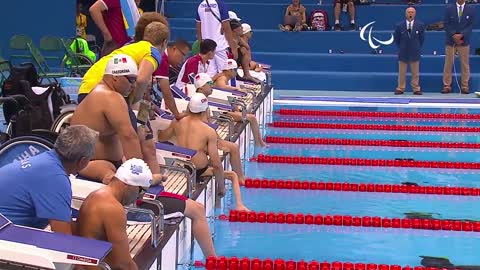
[267,128,480,143]
[187,104,480,269]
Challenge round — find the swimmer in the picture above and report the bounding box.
[157,93,251,211]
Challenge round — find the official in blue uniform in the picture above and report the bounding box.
[441,0,476,94]
[394,7,425,95]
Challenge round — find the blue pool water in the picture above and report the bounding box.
[192,104,480,268]
[242,189,480,221]
[267,128,480,143]
[214,223,480,266]
[273,115,480,127]
[244,162,480,187]
[259,144,480,162]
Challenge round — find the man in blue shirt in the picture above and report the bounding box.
[0,125,98,234]
[441,0,476,94]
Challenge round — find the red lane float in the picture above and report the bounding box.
[243,178,480,197]
[251,154,480,170]
[265,136,480,149]
[276,108,480,120]
[226,210,480,233]
[269,122,480,133]
[201,257,424,270]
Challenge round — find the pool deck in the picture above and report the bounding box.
[274,90,480,108]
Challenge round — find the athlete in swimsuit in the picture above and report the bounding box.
[157,93,250,211]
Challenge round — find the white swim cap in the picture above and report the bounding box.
[104,54,138,76]
[188,93,209,113]
[114,158,152,188]
[223,59,238,70]
[229,11,241,21]
[242,23,252,35]
[194,73,213,89]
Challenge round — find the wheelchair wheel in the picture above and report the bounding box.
[0,136,54,168]
[51,111,74,133]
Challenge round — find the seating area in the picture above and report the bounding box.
[166,0,480,93]
[7,34,95,82]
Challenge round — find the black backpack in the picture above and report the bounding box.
[1,63,71,132]
[1,63,39,97]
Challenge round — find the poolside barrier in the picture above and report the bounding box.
[265,137,480,149]
[243,178,480,196]
[269,122,480,132]
[224,210,480,232]
[276,109,480,120]
[251,155,480,169]
[199,256,445,270]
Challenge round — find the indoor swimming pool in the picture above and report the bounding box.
[189,103,480,270]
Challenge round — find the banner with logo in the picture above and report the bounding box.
[121,0,141,37]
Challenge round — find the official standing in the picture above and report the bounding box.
[394,7,425,95]
[442,0,476,94]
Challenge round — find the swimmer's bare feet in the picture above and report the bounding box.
[238,177,245,186]
[236,205,251,212]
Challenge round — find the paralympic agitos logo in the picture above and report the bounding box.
[360,21,394,49]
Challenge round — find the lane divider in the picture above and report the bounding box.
[251,155,480,170]
[243,178,480,196]
[198,256,427,270]
[269,122,480,133]
[223,210,480,232]
[277,108,480,120]
[265,136,480,149]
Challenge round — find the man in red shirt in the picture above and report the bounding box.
[175,39,217,91]
[90,0,131,56]
[152,39,192,120]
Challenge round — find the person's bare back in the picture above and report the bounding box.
[70,84,127,162]
[171,115,216,170]
[76,187,129,270]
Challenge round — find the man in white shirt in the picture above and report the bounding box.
[196,0,238,77]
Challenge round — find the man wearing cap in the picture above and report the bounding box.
[72,54,164,185]
[229,19,261,84]
[76,158,152,269]
[196,0,238,77]
[199,67,267,147]
[0,125,98,233]
[191,73,248,186]
[157,92,250,211]
[74,23,170,184]
[175,39,218,91]
[241,23,263,73]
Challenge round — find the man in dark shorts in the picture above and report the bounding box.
[76,158,215,267]
[228,19,261,84]
[157,93,250,211]
[71,54,164,184]
[71,55,216,257]
[333,0,356,31]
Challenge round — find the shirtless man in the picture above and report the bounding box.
[72,55,216,258]
[207,68,267,148]
[71,54,145,183]
[76,158,152,270]
[157,93,250,211]
[76,21,170,184]
[229,19,260,84]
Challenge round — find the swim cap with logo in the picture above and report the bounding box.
[114,158,152,188]
[104,54,138,76]
[188,93,209,113]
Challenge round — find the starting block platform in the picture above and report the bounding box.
[0,214,112,269]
